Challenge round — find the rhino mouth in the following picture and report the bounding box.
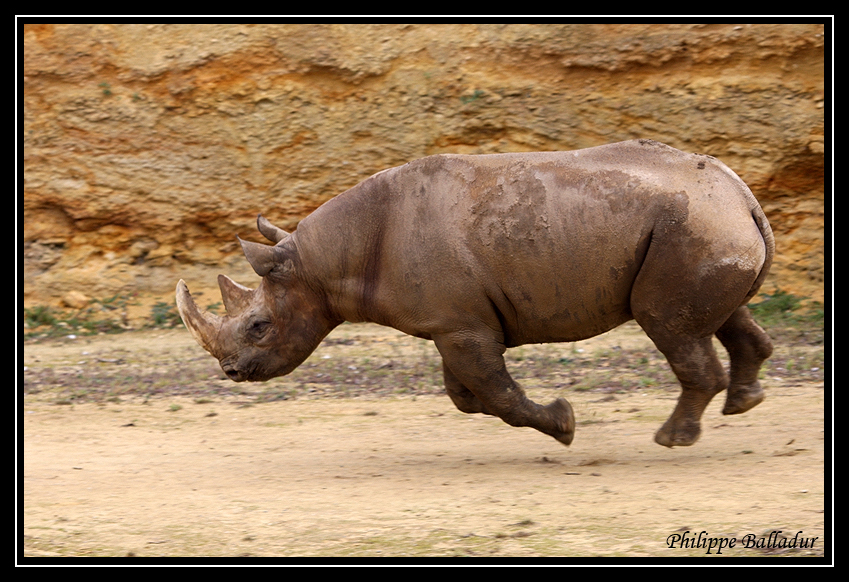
[222,364,245,382]
[221,365,263,383]
[221,361,285,383]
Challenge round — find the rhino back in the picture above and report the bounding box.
[296,140,762,345]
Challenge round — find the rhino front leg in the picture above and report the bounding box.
[434,332,575,446]
[442,360,490,415]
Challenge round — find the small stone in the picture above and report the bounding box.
[62,291,90,309]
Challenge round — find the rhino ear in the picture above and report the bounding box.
[239,237,278,277]
[218,274,254,317]
[239,237,295,278]
[256,214,289,244]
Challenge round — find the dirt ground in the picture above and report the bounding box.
[21,321,827,560]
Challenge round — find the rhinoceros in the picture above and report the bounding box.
[177,139,774,448]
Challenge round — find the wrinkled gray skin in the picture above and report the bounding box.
[177,139,774,448]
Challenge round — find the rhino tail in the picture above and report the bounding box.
[742,202,775,306]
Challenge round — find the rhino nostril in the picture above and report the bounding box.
[222,365,241,381]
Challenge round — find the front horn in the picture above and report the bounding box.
[176,280,224,357]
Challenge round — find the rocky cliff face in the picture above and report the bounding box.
[23,23,825,318]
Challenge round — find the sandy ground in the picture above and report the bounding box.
[21,322,827,560]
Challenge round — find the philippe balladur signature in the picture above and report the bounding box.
[666,530,820,555]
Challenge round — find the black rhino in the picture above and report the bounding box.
[177,139,774,448]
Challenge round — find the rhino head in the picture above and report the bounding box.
[176,216,335,382]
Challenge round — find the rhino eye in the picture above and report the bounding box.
[247,320,272,338]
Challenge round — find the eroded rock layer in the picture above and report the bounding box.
[23,23,825,316]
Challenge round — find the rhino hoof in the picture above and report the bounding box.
[722,382,765,415]
[548,398,575,446]
[654,420,701,448]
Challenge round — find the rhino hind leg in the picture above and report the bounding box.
[649,335,729,447]
[715,306,773,415]
[435,332,575,446]
[629,218,771,447]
